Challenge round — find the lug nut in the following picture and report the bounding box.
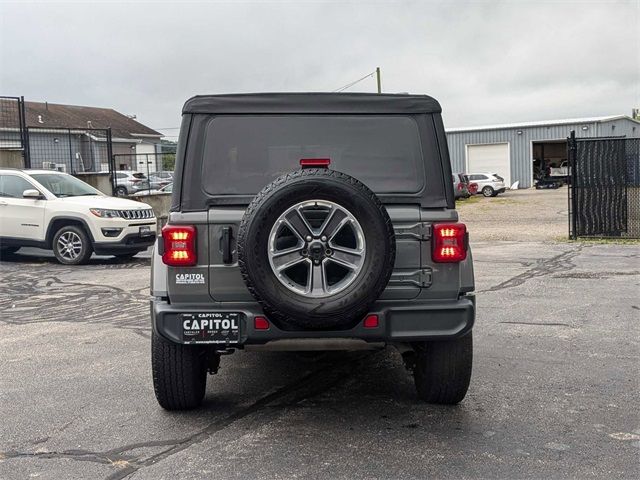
[325,249,332,256]
[305,235,312,242]
[321,235,327,242]
[301,249,308,256]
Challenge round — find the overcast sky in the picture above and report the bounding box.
[1,0,638,138]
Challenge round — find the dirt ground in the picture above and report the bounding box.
[456,187,569,242]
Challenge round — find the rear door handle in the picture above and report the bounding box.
[222,227,233,264]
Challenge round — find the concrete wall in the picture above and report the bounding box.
[0,150,25,168]
[446,118,640,188]
[74,172,113,195]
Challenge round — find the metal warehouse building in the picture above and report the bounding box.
[446,115,640,188]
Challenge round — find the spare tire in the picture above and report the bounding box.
[238,168,395,330]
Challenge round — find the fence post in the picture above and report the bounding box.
[567,130,577,240]
[19,97,31,168]
[106,128,115,195]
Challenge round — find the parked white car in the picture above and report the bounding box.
[466,172,506,197]
[0,169,156,264]
[114,171,151,196]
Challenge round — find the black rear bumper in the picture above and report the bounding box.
[151,295,475,347]
[93,233,156,255]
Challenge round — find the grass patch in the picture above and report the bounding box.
[456,196,483,206]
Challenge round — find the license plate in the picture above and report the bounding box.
[139,226,152,237]
[180,312,242,344]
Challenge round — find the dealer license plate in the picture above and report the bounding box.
[180,312,242,344]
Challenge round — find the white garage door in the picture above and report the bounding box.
[466,143,510,186]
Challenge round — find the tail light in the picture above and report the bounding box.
[300,158,330,168]
[162,225,197,266]
[432,223,467,263]
[457,183,464,191]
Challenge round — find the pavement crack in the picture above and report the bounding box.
[0,449,138,467]
[499,321,572,327]
[104,354,370,480]
[477,245,583,293]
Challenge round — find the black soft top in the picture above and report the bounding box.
[182,92,442,115]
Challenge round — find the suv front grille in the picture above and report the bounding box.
[118,209,155,220]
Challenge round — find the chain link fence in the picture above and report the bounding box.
[26,127,113,174]
[111,151,176,195]
[569,133,640,239]
[0,96,28,166]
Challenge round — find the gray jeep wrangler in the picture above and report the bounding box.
[151,93,475,410]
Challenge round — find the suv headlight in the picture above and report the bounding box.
[90,208,121,218]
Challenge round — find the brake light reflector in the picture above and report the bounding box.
[162,225,197,266]
[254,316,270,330]
[432,223,467,263]
[363,314,379,328]
[300,158,330,168]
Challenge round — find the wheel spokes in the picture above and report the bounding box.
[319,208,349,240]
[307,262,327,295]
[284,208,313,239]
[271,247,306,272]
[327,246,363,271]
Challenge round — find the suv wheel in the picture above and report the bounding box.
[52,225,93,265]
[152,332,207,410]
[238,168,395,330]
[482,186,495,197]
[413,333,473,404]
[115,186,128,196]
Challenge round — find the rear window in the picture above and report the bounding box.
[132,173,146,179]
[201,115,424,195]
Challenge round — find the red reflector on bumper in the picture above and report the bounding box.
[254,316,270,330]
[363,314,379,328]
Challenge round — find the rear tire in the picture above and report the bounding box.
[52,225,93,265]
[482,186,494,197]
[413,333,473,405]
[151,332,207,410]
[115,186,128,196]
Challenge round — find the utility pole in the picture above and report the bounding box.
[376,67,382,93]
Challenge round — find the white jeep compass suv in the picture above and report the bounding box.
[0,169,156,264]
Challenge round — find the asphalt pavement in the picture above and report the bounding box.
[0,241,638,479]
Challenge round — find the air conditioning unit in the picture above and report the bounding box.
[42,162,57,170]
[54,163,67,172]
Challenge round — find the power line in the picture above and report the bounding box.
[332,70,376,92]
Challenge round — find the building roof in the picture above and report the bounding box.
[183,92,442,115]
[25,101,162,139]
[446,115,640,133]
